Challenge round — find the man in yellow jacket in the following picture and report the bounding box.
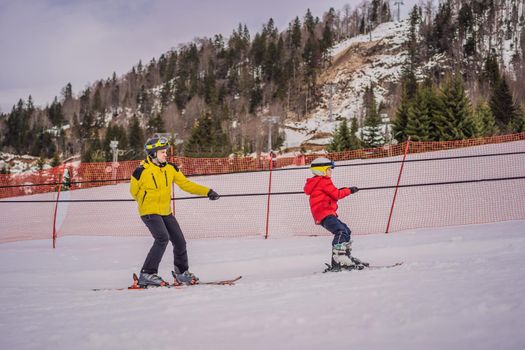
[130,136,220,287]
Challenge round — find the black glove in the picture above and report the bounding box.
[207,189,220,200]
[349,186,359,194]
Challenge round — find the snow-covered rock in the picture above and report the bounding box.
[284,20,410,149]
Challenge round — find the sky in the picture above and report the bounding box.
[0,0,418,113]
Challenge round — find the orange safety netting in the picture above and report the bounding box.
[0,133,524,244]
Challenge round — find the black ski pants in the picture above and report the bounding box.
[140,214,188,274]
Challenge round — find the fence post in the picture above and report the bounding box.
[385,138,411,234]
[52,163,67,248]
[264,154,274,239]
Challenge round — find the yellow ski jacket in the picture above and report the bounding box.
[130,157,210,216]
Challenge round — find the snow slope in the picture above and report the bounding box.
[1,220,524,350]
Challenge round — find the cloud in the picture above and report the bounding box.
[0,0,417,112]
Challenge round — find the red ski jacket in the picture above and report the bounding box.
[304,176,351,224]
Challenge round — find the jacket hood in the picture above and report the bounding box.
[304,176,326,195]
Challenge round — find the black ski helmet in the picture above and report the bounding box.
[144,136,170,159]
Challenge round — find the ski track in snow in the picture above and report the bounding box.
[1,220,524,350]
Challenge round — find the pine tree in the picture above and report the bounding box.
[128,115,144,159]
[92,85,103,113]
[392,90,411,142]
[482,54,501,88]
[184,113,231,157]
[359,16,365,34]
[424,84,446,141]
[79,88,91,116]
[264,38,280,82]
[203,70,219,106]
[251,32,267,68]
[48,97,64,126]
[489,77,518,131]
[80,128,105,163]
[147,114,165,134]
[405,86,432,141]
[473,102,499,136]
[457,3,474,38]
[51,153,60,167]
[328,123,342,152]
[303,36,321,84]
[439,75,473,140]
[137,85,150,114]
[328,118,362,152]
[29,127,55,158]
[37,157,45,171]
[5,98,31,152]
[509,105,525,133]
[61,83,73,101]
[328,120,346,152]
[381,1,392,22]
[361,85,384,147]
[401,6,420,100]
[370,0,380,26]
[470,105,486,137]
[27,95,34,114]
[304,9,316,34]
[159,81,172,107]
[430,0,455,55]
[289,17,302,50]
[350,118,361,148]
[320,22,334,65]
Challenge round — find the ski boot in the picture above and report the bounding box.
[344,241,369,268]
[330,242,359,271]
[172,267,199,285]
[138,272,168,287]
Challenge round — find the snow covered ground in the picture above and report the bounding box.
[1,220,524,350]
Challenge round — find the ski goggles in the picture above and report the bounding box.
[310,161,335,168]
[145,137,170,150]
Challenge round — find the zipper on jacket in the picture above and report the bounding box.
[151,174,158,189]
[142,191,147,204]
[164,171,168,186]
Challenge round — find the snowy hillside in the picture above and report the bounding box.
[0,152,53,174]
[0,220,524,350]
[283,20,409,148]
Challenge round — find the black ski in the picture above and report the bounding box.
[323,261,403,273]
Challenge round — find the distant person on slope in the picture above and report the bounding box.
[303,157,361,271]
[130,136,220,287]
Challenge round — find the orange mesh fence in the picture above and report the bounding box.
[0,133,524,244]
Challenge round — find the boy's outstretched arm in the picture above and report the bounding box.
[322,181,351,200]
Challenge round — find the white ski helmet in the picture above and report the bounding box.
[310,157,335,176]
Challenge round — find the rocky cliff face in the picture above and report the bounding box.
[283,20,409,149]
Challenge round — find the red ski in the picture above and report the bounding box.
[93,273,242,291]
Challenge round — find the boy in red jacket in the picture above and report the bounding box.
[304,157,360,270]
